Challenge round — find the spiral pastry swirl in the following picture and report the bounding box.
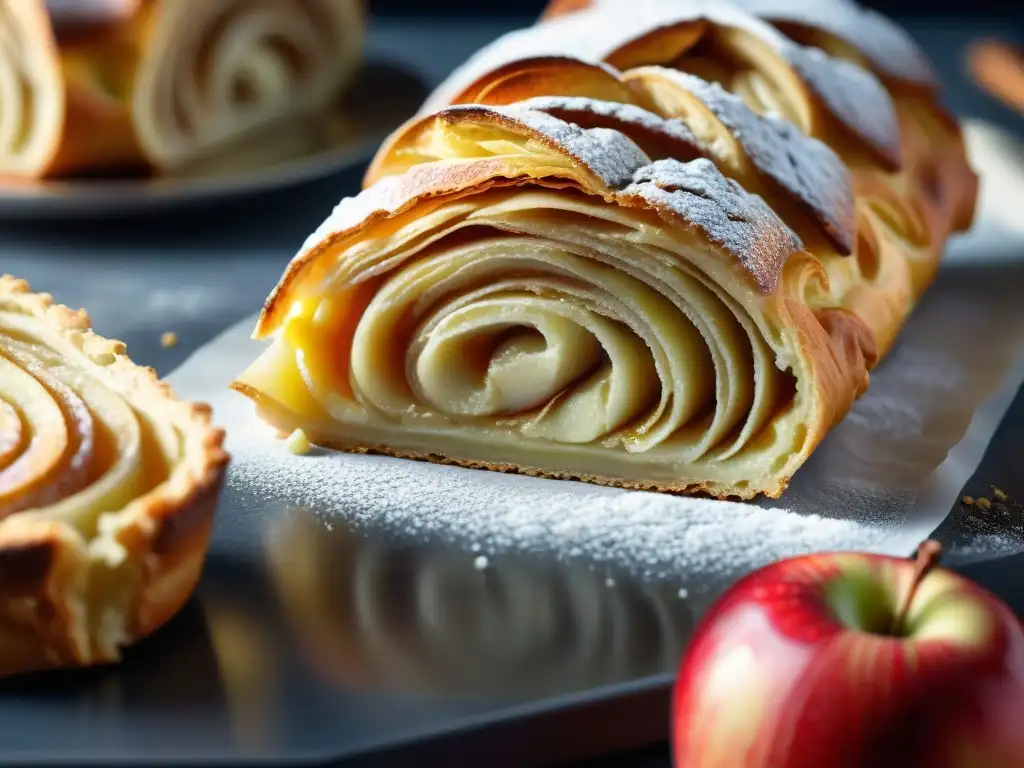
[132,0,364,169]
[234,103,872,498]
[267,510,693,695]
[0,276,227,676]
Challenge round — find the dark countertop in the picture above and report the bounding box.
[1,13,1022,768]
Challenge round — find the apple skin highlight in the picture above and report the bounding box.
[673,552,1024,768]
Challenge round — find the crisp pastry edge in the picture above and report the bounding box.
[0,275,229,677]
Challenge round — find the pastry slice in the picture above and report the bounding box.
[0,0,364,178]
[0,0,137,177]
[132,0,365,170]
[233,106,874,499]
[0,276,227,676]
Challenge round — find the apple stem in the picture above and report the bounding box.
[893,540,943,636]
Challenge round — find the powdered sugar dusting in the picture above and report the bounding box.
[786,44,902,170]
[732,0,937,87]
[638,69,855,254]
[291,106,798,295]
[515,95,703,151]
[228,438,890,594]
[576,0,936,87]
[623,158,802,292]
[422,0,736,113]
[459,103,651,187]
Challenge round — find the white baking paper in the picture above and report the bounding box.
[169,265,1024,592]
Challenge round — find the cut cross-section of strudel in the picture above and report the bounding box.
[0,276,228,676]
[233,106,874,499]
[0,0,364,178]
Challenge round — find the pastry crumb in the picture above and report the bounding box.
[976,497,992,511]
[962,496,975,506]
[160,331,178,348]
[993,486,1008,502]
[284,428,312,456]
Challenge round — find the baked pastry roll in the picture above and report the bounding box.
[0,0,364,178]
[0,276,227,676]
[426,0,974,304]
[233,106,874,498]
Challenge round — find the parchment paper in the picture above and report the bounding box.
[168,263,1024,592]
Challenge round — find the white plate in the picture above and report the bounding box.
[0,63,426,219]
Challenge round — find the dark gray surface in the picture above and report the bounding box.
[0,14,1022,768]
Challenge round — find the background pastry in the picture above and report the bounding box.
[967,39,1024,115]
[0,276,228,676]
[0,0,365,178]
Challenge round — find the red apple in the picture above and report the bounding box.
[673,542,1024,768]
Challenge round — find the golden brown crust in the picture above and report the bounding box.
[0,275,228,676]
[465,4,975,313]
[536,0,978,247]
